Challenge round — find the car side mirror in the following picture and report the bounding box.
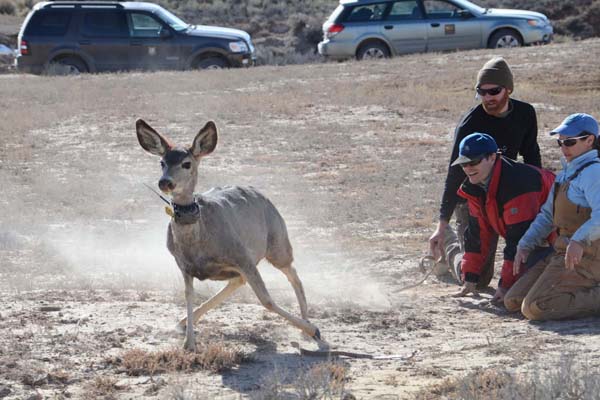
[457,9,473,18]
[159,28,172,39]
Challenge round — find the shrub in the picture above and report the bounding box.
[0,0,16,15]
[109,344,249,376]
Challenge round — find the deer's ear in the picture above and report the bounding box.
[136,119,172,157]
[190,121,217,159]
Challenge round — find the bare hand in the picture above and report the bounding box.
[513,248,530,276]
[453,281,478,297]
[491,287,507,305]
[565,240,584,270]
[429,220,449,261]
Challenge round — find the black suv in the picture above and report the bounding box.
[16,1,256,74]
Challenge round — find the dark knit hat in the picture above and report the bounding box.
[476,57,513,93]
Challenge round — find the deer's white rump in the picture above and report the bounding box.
[136,119,322,351]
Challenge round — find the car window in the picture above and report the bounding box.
[388,0,423,20]
[346,4,387,22]
[82,11,128,38]
[423,0,463,18]
[129,13,163,37]
[154,7,188,32]
[25,10,72,36]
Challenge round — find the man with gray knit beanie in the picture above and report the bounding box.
[428,56,542,299]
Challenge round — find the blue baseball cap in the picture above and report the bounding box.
[550,113,599,137]
[451,133,498,166]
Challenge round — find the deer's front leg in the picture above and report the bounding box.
[182,272,196,351]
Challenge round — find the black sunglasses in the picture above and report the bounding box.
[476,86,503,97]
[460,157,484,168]
[556,135,591,147]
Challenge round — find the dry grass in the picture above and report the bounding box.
[253,361,350,400]
[110,344,248,375]
[416,354,600,400]
[84,376,121,399]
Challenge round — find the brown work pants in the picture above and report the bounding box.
[505,250,600,320]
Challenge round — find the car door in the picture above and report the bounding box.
[423,0,482,51]
[382,0,427,54]
[79,9,130,71]
[126,11,181,70]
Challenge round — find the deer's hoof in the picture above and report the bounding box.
[183,342,196,352]
[313,328,321,340]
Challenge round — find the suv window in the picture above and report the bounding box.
[346,4,387,22]
[129,12,163,37]
[82,10,128,37]
[389,0,423,20]
[423,0,463,18]
[24,10,72,36]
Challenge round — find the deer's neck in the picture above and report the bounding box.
[171,195,201,225]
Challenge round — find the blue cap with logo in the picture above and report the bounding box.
[550,113,599,137]
[451,132,498,166]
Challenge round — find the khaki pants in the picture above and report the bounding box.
[443,202,497,288]
[505,249,600,320]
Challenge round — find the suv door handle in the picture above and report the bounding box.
[79,40,91,45]
[384,25,393,30]
[430,23,440,27]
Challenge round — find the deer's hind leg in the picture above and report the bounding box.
[275,263,308,320]
[178,276,245,334]
[242,264,320,340]
[265,230,308,319]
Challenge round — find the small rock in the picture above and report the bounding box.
[40,306,62,312]
[0,386,12,398]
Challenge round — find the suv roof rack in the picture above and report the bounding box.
[43,0,125,8]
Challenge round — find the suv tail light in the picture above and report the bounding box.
[20,40,29,56]
[325,23,344,39]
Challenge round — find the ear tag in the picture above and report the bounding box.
[165,206,174,218]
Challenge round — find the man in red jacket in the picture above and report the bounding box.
[452,133,555,301]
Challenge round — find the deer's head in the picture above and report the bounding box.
[136,119,217,202]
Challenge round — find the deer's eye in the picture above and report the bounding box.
[182,162,192,169]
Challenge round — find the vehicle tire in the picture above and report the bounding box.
[488,29,522,48]
[48,56,88,75]
[356,41,390,61]
[194,56,228,70]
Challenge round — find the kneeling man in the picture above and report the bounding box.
[451,133,555,301]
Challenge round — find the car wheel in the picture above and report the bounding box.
[195,56,228,70]
[48,56,88,75]
[356,41,390,61]
[489,29,522,48]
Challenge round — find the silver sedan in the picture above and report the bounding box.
[318,0,553,61]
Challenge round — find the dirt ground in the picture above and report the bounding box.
[1,40,600,400]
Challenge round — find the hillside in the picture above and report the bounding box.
[0,0,599,65]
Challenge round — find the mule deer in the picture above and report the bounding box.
[136,119,323,351]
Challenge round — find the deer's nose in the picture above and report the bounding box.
[158,179,175,192]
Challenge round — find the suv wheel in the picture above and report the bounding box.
[195,56,228,70]
[357,41,390,60]
[489,29,522,48]
[48,56,88,75]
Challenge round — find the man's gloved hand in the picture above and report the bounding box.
[491,287,507,305]
[513,247,530,276]
[566,240,584,270]
[429,220,449,261]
